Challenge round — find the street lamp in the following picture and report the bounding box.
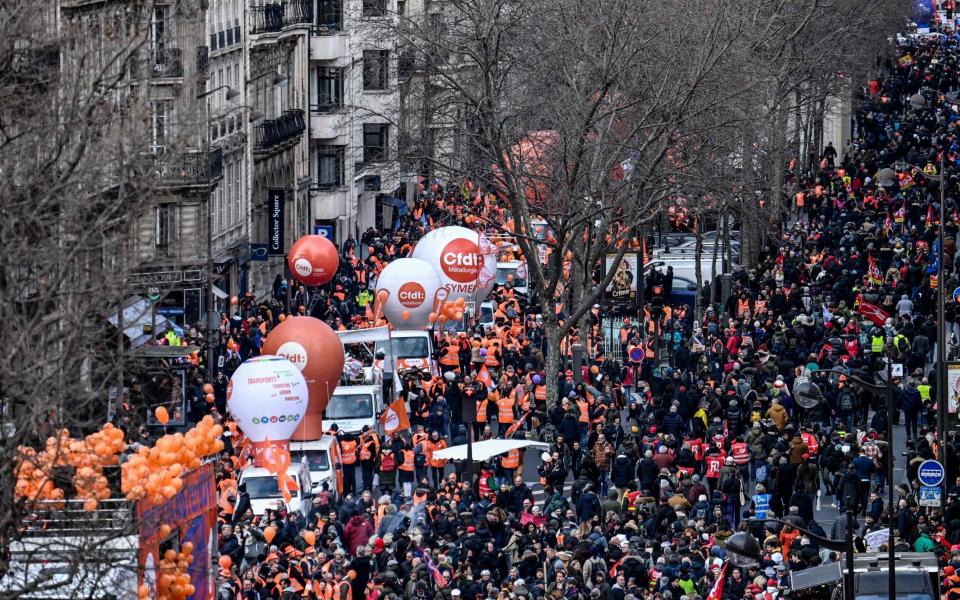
[729,519,854,600]
[195,85,241,382]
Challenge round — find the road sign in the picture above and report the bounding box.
[919,486,942,507]
[314,225,334,239]
[147,286,162,303]
[918,459,945,487]
[953,287,960,303]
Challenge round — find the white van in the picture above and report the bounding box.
[496,260,529,296]
[289,436,342,495]
[376,330,436,377]
[322,384,384,435]
[238,462,313,516]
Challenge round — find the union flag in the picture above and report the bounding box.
[857,300,889,327]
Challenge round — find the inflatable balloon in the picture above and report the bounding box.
[261,316,344,440]
[227,356,308,464]
[288,235,339,286]
[411,226,497,303]
[374,258,445,329]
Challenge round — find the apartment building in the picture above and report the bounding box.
[308,0,402,243]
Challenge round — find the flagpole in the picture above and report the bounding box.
[938,152,948,510]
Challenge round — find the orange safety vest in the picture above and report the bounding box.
[359,432,379,461]
[399,449,415,471]
[497,395,515,424]
[413,432,428,447]
[514,387,530,411]
[534,385,547,402]
[501,448,520,469]
[340,439,358,465]
[338,580,352,600]
[577,399,590,423]
[439,344,460,366]
[737,299,750,319]
[429,440,448,468]
[477,399,488,422]
[484,347,500,367]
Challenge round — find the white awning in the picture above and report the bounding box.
[107,296,182,348]
[212,285,229,300]
[431,439,549,462]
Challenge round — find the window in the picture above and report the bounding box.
[323,394,374,420]
[397,0,406,14]
[316,68,343,111]
[316,0,342,31]
[362,0,387,17]
[316,145,345,189]
[150,5,169,50]
[362,50,389,90]
[156,203,176,251]
[362,123,388,163]
[149,99,171,154]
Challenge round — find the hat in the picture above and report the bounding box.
[373,538,385,554]
[467,526,476,533]
[767,579,778,587]
[451,591,461,597]
[802,453,810,460]
[946,566,956,576]
[725,457,734,465]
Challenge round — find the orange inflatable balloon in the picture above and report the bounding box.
[261,316,344,440]
[218,555,232,569]
[202,383,214,394]
[154,406,169,425]
[288,235,339,286]
[264,526,276,544]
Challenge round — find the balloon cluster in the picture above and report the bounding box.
[14,424,127,511]
[429,297,467,325]
[121,416,224,504]
[139,540,195,600]
[202,383,215,404]
[260,444,296,504]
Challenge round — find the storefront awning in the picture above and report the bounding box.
[432,439,549,462]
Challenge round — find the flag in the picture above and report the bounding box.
[707,560,729,600]
[379,398,410,435]
[927,203,936,225]
[894,203,906,224]
[929,238,941,275]
[858,300,890,327]
[476,364,494,390]
[868,256,883,285]
[608,556,626,578]
[414,546,448,587]
[883,215,893,235]
[822,304,833,323]
[504,411,530,438]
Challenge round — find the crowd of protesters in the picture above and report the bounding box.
[126,28,960,600]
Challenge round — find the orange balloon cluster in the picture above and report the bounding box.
[139,542,195,600]
[122,416,224,504]
[260,444,295,503]
[14,424,127,511]
[203,383,215,404]
[430,297,467,325]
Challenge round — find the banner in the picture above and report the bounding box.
[605,253,638,302]
[947,363,960,414]
[268,189,285,255]
[867,256,883,285]
[379,398,410,434]
[857,301,889,327]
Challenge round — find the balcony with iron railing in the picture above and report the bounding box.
[284,0,313,26]
[251,4,284,34]
[254,110,306,154]
[150,48,183,79]
[147,147,224,187]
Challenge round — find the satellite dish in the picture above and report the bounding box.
[794,379,822,409]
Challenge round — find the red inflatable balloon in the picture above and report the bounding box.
[261,316,344,440]
[288,235,339,286]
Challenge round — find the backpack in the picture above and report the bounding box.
[896,336,909,353]
[380,452,396,471]
[839,391,855,411]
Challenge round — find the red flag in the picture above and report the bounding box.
[476,364,494,390]
[857,300,890,327]
[868,256,883,285]
[504,411,530,438]
[608,556,626,578]
[707,561,729,600]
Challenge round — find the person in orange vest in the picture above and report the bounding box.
[500,446,520,480]
[358,426,380,492]
[438,339,460,373]
[412,425,431,484]
[397,438,416,499]
[495,391,516,436]
[428,430,448,487]
[338,433,359,496]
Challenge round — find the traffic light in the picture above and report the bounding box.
[651,285,665,310]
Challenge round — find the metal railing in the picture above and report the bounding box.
[284,0,313,25]
[19,498,136,537]
[151,148,224,184]
[314,0,343,32]
[150,48,183,78]
[251,4,284,34]
[254,110,305,151]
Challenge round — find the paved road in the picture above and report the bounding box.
[515,413,910,531]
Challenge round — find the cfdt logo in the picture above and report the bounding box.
[440,238,482,283]
[293,258,313,278]
[276,341,308,372]
[398,281,426,308]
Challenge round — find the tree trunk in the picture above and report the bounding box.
[543,318,562,410]
[740,120,759,269]
[695,213,704,322]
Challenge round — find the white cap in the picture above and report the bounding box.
[452,591,461,597]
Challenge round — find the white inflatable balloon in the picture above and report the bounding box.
[376,258,444,329]
[411,226,496,303]
[227,355,308,443]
